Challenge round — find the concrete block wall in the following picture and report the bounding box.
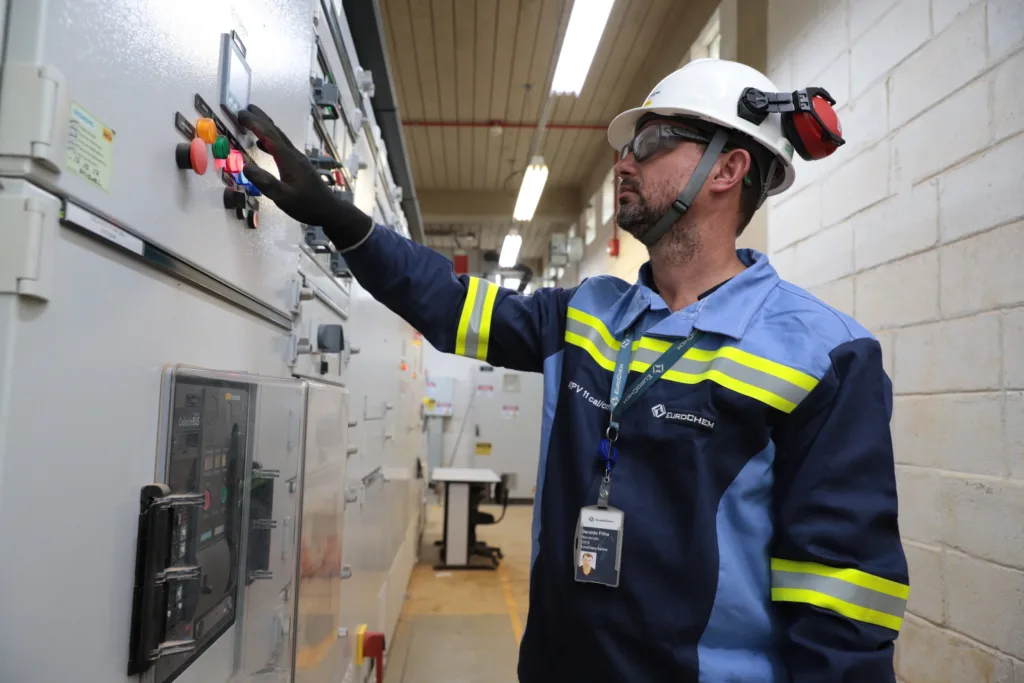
[766,0,1024,678]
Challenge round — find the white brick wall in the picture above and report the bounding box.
[768,0,1024,677]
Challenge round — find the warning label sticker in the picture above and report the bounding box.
[66,102,115,192]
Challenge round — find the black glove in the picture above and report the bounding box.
[236,104,373,250]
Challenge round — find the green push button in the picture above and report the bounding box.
[220,485,228,504]
[212,136,231,160]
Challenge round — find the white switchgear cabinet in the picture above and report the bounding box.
[0,0,423,682]
[471,365,544,501]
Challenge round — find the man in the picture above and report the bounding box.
[238,58,908,682]
[580,552,595,576]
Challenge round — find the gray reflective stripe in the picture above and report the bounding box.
[771,569,908,618]
[565,317,618,360]
[461,280,490,359]
[565,317,811,406]
[670,353,810,405]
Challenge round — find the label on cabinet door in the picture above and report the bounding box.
[476,384,494,398]
[501,405,519,420]
[66,102,115,192]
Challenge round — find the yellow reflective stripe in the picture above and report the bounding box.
[562,308,818,413]
[630,359,799,413]
[770,558,910,599]
[771,588,904,632]
[704,346,818,391]
[455,278,480,357]
[637,336,672,353]
[564,338,803,413]
[567,307,620,350]
[565,331,617,371]
[476,281,499,361]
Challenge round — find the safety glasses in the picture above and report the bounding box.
[619,123,711,163]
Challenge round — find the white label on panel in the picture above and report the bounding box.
[502,405,519,419]
[66,102,115,192]
[63,202,144,255]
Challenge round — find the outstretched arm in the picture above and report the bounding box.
[237,104,572,371]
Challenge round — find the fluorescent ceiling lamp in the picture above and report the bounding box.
[513,156,549,222]
[550,0,615,96]
[504,277,522,291]
[524,283,533,295]
[499,231,523,268]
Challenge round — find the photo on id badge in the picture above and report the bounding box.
[575,507,623,587]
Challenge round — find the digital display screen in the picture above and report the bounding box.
[220,33,251,118]
[227,49,250,111]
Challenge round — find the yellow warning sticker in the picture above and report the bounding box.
[66,102,115,192]
[475,442,492,456]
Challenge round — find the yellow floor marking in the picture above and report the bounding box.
[498,561,523,643]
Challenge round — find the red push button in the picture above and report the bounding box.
[226,149,244,175]
[189,138,208,175]
[176,138,208,175]
[203,489,211,510]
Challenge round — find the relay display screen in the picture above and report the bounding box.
[220,32,252,118]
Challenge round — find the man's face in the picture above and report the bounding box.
[582,553,593,570]
[613,118,709,244]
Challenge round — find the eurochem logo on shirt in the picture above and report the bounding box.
[651,404,715,431]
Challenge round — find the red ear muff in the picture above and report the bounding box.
[738,87,846,161]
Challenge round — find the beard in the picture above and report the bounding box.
[615,179,660,242]
[615,180,701,263]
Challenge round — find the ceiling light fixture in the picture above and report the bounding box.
[550,0,615,96]
[513,156,549,222]
[499,230,523,268]
[504,277,522,291]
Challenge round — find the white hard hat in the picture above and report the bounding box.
[607,58,797,196]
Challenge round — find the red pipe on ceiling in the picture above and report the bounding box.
[402,119,608,131]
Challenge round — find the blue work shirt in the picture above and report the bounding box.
[343,225,909,683]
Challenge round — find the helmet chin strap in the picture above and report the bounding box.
[637,128,730,248]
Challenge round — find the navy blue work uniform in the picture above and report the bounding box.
[344,225,909,682]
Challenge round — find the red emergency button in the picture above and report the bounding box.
[175,138,208,175]
[203,489,211,510]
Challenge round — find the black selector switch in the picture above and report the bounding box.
[317,324,344,353]
[223,188,246,212]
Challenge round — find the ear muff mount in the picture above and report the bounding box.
[737,86,845,161]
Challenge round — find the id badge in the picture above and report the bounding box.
[574,506,624,587]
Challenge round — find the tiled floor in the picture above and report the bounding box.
[384,501,533,683]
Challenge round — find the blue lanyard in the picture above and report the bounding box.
[602,325,704,475]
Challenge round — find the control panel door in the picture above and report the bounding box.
[295,381,350,683]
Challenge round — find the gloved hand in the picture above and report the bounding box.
[236,104,373,251]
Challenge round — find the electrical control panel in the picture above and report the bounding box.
[129,366,308,683]
[129,371,253,682]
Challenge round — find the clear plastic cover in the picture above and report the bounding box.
[152,365,307,683]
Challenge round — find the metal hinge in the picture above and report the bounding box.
[0,186,60,301]
[0,63,69,172]
[288,275,314,315]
